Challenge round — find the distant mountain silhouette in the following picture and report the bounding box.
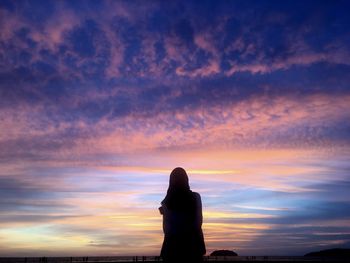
[304,248,350,257]
[210,250,238,256]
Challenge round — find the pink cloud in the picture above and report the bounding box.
[194,32,218,55]
[48,93,350,163]
[0,10,25,41]
[2,92,349,169]
[175,59,220,77]
[31,9,80,50]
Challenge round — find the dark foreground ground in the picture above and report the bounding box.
[1,256,350,263]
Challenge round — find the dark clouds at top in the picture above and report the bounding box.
[0,0,349,164]
[1,0,350,109]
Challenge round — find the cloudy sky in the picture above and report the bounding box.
[1,0,350,257]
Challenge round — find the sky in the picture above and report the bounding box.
[0,0,350,257]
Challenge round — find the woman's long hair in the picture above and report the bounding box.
[162,167,196,211]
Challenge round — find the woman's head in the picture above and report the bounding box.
[163,167,193,209]
[169,167,190,191]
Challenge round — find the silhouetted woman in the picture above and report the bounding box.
[159,167,206,263]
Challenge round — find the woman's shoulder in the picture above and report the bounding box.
[192,191,200,196]
[192,191,201,200]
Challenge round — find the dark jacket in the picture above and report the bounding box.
[160,191,206,261]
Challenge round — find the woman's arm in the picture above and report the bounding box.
[194,192,203,229]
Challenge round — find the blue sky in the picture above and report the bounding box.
[0,0,350,256]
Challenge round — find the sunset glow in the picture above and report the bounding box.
[0,0,350,257]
